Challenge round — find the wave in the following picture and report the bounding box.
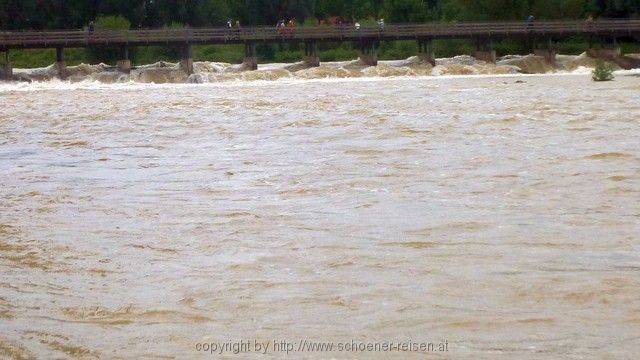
[3,52,639,86]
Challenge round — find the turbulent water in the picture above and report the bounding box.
[10,52,621,84]
[1,72,639,359]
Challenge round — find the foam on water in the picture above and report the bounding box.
[1,57,639,93]
[4,52,633,87]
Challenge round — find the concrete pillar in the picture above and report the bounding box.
[1,50,12,80]
[116,46,131,73]
[358,41,378,66]
[56,47,67,79]
[179,45,193,74]
[303,41,320,67]
[417,39,435,66]
[243,43,258,70]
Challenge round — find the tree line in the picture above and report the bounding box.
[1,0,639,30]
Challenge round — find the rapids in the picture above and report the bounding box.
[7,52,631,84]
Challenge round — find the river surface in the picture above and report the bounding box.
[1,73,639,359]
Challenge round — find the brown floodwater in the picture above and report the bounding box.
[1,73,639,359]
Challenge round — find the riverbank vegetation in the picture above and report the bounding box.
[2,0,639,68]
[592,59,615,80]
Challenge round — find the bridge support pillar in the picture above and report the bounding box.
[475,50,496,63]
[56,47,67,79]
[587,47,622,62]
[359,41,378,66]
[534,49,556,66]
[180,45,194,74]
[590,37,622,55]
[0,50,12,80]
[117,46,131,73]
[303,41,320,67]
[588,47,622,56]
[475,39,496,63]
[243,43,258,70]
[533,39,556,66]
[417,39,435,66]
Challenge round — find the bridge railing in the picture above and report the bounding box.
[2,19,640,47]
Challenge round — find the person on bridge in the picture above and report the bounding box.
[378,19,385,32]
[88,21,94,32]
[276,19,285,34]
[586,15,594,30]
[355,22,361,31]
[527,15,535,29]
[225,19,233,40]
[287,19,297,37]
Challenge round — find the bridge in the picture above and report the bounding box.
[2,19,640,78]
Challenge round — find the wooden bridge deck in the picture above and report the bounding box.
[2,19,640,50]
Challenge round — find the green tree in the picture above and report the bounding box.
[192,0,230,26]
[442,0,528,21]
[0,0,37,29]
[530,0,584,19]
[592,59,614,81]
[383,0,429,22]
[316,0,383,20]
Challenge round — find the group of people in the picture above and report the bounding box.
[226,19,241,29]
[353,19,385,31]
[276,19,297,34]
[352,19,385,31]
[83,15,600,35]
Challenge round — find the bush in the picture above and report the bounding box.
[94,16,131,31]
[592,59,614,82]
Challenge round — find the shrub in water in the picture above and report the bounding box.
[592,60,614,82]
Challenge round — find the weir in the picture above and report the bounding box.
[180,45,193,74]
[304,41,320,67]
[243,43,258,70]
[359,41,378,66]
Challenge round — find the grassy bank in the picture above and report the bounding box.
[7,39,640,69]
